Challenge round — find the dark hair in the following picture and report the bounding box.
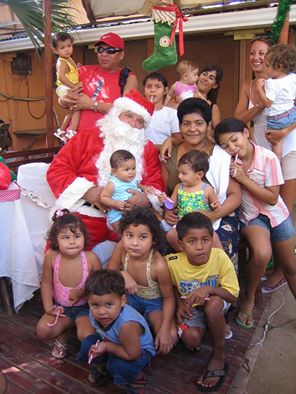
[119,206,165,250]
[143,72,168,88]
[214,117,246,145]
[177,98,212,124]
[265,43,296,74]
[250,34,272,47]
[178,150,209,174]
[176,212,213,240]
[110,150,135,170]
[85,270,125,297]
[199,65,223,104]
[48,209,88,250]
[52,32,74,49]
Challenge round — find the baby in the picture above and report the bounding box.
[165,60,199,108]
[100,150,144,235]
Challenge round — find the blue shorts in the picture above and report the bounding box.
[128,294,162,319]
[55,302,89,321]
[267,107,296,129]
[240,214,295,243]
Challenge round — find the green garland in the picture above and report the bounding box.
[270,0,293,44]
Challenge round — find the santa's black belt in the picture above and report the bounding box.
[83,202,101,210]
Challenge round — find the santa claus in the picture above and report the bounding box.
[47,90,164,249]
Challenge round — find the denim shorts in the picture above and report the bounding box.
[128,294,162,319]
[266,107,296,129]
[183,300,230,330]
[55,302,90,321]
[240,214,295,243]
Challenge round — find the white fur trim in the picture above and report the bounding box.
[113,97,151,124]
[50,177,95,218]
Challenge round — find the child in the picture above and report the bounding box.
[143,72,181,150]
[166,150,222,251]
[107,206,177,355]
[36,209,102,359]
[214,118,296,330]
[100,150,143,235]
[166,212,239,392]
[79,269,156,393]
[52,32,82,142]
[164,60,199,108]
[256,43,296,159]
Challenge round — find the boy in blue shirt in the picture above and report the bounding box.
[78,270,156,393]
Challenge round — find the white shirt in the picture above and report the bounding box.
[145,106,179,145]
[265,73,296,116]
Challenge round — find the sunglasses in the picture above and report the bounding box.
[95,46,123,55]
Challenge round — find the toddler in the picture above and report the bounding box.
[165,60,199,108]
[52,32,82,142]
[79,269,156,393]
[167,212,239,392]
[36,209,101,359]
[165,150,222,251]
[108,206,177,354]
[256,43,296,159]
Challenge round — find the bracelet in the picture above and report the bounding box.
[255,103,264,110]
[93,101,99,112]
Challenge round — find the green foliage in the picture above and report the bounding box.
[270,0,293,44]
[1,0,74,50]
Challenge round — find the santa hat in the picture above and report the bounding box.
[113,89,154,125]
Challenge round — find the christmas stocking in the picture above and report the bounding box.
[143,3,187,72]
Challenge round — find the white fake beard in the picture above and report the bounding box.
[96,107,146,186]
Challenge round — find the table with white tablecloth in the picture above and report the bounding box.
[0,163,55,311]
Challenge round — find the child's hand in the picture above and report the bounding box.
[121,271,138,294]
[210,199,221,211]
[116,200,125,211]
[230,161,245,182]
[176,300,191,324]
[46,305,66,317]
[69,288,83,305]
[88,341,107,359]
[155,327,175,355]
[186,287,211,306]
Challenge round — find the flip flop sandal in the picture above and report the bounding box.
[51,339,67,359]
[88,365,110,385]
[196,362,229,392]
[236,311,254,329]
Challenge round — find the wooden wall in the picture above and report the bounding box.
[1,32,240,150]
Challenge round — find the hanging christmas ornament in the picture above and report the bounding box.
[143,1,187,72]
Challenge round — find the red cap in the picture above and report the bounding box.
[95,32,124,50]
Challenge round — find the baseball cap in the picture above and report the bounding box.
[95,32,124,50]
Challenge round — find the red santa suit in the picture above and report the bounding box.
[47,91,164,249]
